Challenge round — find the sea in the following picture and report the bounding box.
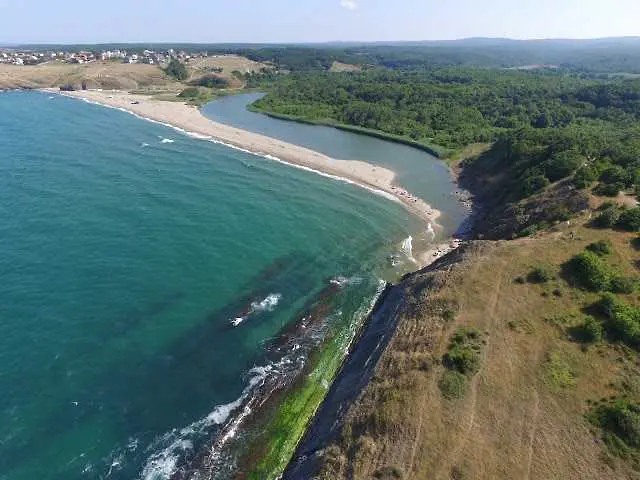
[0,91,463,479]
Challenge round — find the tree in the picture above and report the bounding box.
[165,58,188,81]
[544,150,583,182]
[617,208,640,231]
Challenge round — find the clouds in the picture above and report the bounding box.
[340,0,358,10]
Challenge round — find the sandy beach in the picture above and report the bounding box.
[46,89,441,226]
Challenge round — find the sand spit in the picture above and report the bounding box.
[46,89,441,225]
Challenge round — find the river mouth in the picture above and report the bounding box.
[201,93,469,236]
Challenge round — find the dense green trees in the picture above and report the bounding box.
[254,67,640,207]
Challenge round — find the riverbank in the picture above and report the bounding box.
[45,88,442,229]
[247,104,450,159]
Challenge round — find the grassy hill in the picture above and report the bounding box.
[314,214,640,479]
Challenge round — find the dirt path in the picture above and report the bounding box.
[439,264,505,478]
[523,388,541,480]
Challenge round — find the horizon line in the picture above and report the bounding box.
[2,35,640,48]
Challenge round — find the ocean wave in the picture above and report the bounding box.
[55,93,402,207]
[330,276,363,288]
[140,365,270,480]
[139,357,298,480]
[401,235,416,263]
[230,293,282,327]
[426,222,436,240]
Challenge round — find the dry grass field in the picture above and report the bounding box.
[186,54,273,87]
[0,54,271,92]
[0,61,182,91]
[318,214,640,479]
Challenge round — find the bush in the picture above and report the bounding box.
[439,370,468,400]
[444,346,481,375]
[195,74,229,89]
[565,251,611,291]
[586,239,613,256]
[594,182,624,197]
[593,206,621,228]
[617,208,640,232]
[590,401,640,455]
[544,150,583,182]
[522,174,550,197]
[165,58,188,81]
[572,167,598,189]
[611,276,637,294]
[443,327,483,375]
[373,466,404,479]
[600,165,629,185]
[177,87,200,98]
[598,293,640,346]
[576,316,604,343]
[527,266,553,283]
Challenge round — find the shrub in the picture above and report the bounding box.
[594,182,624,197]
[586,239,613,256]
[165,58,188,81]
[444,328,483,375]
[439,370,468,400]
[544,151,583,182]
[617,208,640,232]
[527,266,553,283]
[611,276,637,294]
[577,316,604,343]
[565,251,611,291]
[543,351,576,390]
[177,87,200,98]
[195,74,229,89]
[597,294,640,346]
[600,165,629,185]
[522,174,550,197]
[593,206,621,228]
[373,466,404,479]
[589,401,640,455]
[572,167,598,189]
[444,346,481,375]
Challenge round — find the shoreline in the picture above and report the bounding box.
[43,88,442,230]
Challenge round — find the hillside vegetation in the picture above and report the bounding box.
[315,217,640,479]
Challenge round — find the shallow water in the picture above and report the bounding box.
[201,93,468,235]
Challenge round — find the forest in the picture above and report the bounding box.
[252,68,640,207]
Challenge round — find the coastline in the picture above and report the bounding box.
[36,87,470,478]
[43,88,442,230]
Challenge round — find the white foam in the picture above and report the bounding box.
[55,92,403,207]
[141,142,150,148]
[426,222,436,240]
[401,235,416,263]
[230,293,282,327]
[140,365,273,479]
[330,276,363,287]
[231,317,245,327]
[159,137,174,144]
[250,293,282,312]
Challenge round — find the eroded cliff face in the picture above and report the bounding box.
[284,242,488,479]
[289,228,632,480]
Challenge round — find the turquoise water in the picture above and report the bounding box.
[201,93,468,235]
[0,92,424,479]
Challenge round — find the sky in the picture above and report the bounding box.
[0,0,639,44]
